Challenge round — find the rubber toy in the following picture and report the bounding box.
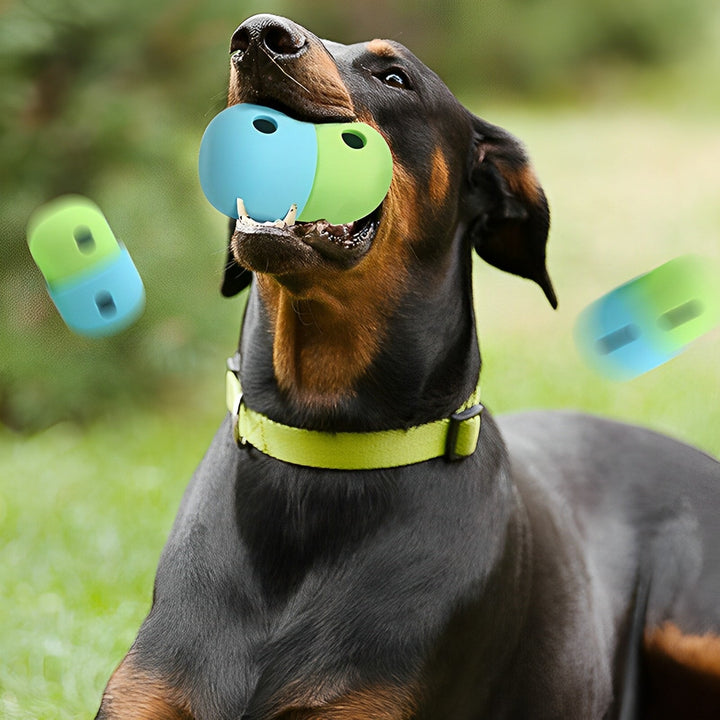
[198,103,393,224]
[27,196,145,337]
[575,255,720,380]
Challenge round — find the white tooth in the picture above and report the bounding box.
[237,198,249,219]
[283,204,297,227]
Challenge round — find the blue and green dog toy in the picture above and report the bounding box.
[27,196,145,337]
[198,103,393,225]
[575,255,720,380]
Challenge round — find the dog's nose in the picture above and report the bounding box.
[231,14,308,62]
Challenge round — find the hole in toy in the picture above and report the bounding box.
[596,324,640,354]
[253,117,278,134]
[658,300,703,331]
[73,226,95,254]
[342,131,366,149]
[95,291,117,318]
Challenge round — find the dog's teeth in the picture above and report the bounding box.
[233,198,296,230]
[237,198,249,220]
[283,204,297,227]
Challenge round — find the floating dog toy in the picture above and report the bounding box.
[27,196,145,337]
[198,103,393,224]
[575,255,720,380]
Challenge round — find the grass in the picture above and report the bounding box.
[0,407,220,718]
[2,103,720,718]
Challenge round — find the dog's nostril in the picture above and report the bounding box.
[230,27,251,55]
[263,25,306,56]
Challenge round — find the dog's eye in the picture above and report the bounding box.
[378,69,412,90]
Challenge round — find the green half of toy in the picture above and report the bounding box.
[27,196,120,285]
[298,122,393,226]
[639,255,720,351]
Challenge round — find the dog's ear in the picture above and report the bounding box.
[465,115,557,308]
[221,217,252,297]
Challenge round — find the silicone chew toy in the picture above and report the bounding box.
[27,196,145,337]
[198,103,393,224]
[575,255,720,380]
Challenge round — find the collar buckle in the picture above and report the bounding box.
[445,403,484,462]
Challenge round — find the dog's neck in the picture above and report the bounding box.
[236,244,481,432]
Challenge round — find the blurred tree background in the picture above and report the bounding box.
[1,0,719,430]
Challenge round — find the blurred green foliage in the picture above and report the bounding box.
[1,0,717,430]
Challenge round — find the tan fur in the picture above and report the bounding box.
[258,161,418,411]
[366,39,398,58]
[429,147,451,206]
[645,622,720,678]
[500,161,542,206]
[643,622,720,719]
[273,684,418,720]
[96,655,192,720]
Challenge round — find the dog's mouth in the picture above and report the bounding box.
[233,197,383,271]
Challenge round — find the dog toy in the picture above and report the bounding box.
[198,103,393,224]
[575,255,720,380]
[27,196,145,337]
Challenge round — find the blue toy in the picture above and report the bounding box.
[27,196,145,337]
[198,103,393,224]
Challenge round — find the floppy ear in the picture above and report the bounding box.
[221,217,253,297]
[465,115,557,308]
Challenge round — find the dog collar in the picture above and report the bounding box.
[225,358,482,470]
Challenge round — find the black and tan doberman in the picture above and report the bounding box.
[96,14,720,720]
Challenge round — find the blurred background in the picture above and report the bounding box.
[1,0,719,717]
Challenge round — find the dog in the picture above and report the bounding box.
[95,14,720,720]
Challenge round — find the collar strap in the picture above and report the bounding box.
[225,360,482,470]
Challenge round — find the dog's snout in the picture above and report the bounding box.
[227,14,354,125]
[231,14,308,61]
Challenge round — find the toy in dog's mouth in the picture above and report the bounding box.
[200,103,392,272]
[234,197,382,266]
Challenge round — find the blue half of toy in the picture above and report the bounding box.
[49,248,146,337]
[198,103,317,221]
[575,281,677,381]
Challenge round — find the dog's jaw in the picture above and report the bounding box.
[230,203,383,276]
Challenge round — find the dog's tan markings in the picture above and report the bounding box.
[228,45,354,116]
[258,277,383,409]
[272,683,419,720]
[366,39,398,58]
[495,159,543,207]
[429,147,451,206]
[509,164,542,205]
[645,622,720,677]
[643,622,720,718]
[300,44,355,113]
[96,655,193,720]
[257,158,418,411]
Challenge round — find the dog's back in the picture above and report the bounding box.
[500,410,720,718]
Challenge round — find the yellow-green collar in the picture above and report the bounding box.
[225,358,482,470]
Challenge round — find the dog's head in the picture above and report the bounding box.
[220,14,556,309]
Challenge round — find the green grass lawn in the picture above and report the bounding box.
[1,407,220,718]
[2,104,719,718]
